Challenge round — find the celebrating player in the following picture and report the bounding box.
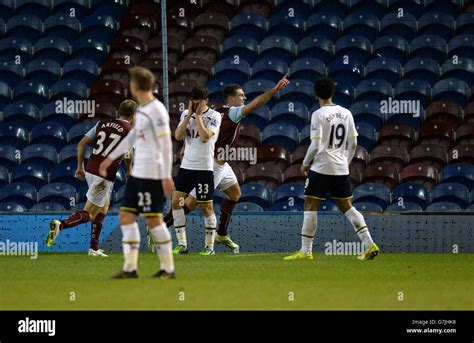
[172,87,222,255]
[46,100,136,256]
[99,67,175,279]
[284,77,380,261]
[165,74,290,254]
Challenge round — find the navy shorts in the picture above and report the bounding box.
[304,171,353,200]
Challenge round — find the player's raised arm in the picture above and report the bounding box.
[241,73,290,116]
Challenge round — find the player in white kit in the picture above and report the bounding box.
[284,77,380,261]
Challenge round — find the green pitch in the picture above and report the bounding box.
[1,253,473,310]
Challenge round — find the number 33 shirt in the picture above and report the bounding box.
[309,104,358,176]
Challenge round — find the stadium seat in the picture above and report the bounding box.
[257,145,290,170]
[11,161,49,188]
[334,35,372,63]
[90,79,125,107]
[244,162,283,189]
[297,35,333,64]
[319,200,339,211]
[251,58,288,83]
[393,79,431,110]
[355,122,377,152]
[238,123,261,147]
[193,12,229,42]
[350,101,385,131]
[276,0,311,18]
[29,202,67,212]
[373,35,409,63]
[2,101,40,130]
[0,182,37,208]
[52,0,88,20]
[240,183,273,209]
[82,14,117,42]
[289,58,326,83]
[353,183,391,209]
[38,182,77,209]
[365,58,402,86]
[5,14,42,41]
[380,12,417,41]
[455,13,474,36]
[425,0,460,17]
[221,35,259,64]
[418,121,454,150]
[30,122,68,150]
[448,144,474,165]
[408,144,446,170]
[385,202,423,212]
[267,12,304,41]
[0,0,14,21]
[441,58,474,86]
[306,14,340,41]
[243,78,275,105]
[13,80,49,108]
[352,0,387,18]
[274,183,304,204]
[270,101,308,130]
[176,58,213,85]
[432,79,470,107]
[0,123,29,149]
[354,79,392,104]
[258,36,296,65]
[63,59,99,86]
[342,13,379,42]
[50,161,82,188]
[33,37,70,65]
[392,182,429,208]
[454,124,474,146]
[230,13,266,41]
[369,145,408,172]
[0,165,9,187]
[0,57,23,87]
[50,80,88,102]
[400,162,438,190]
[351,146,369,173]
[418,12,454,41]
[233,202,264,212]
[43,14,80,42]
[40,101,77,130]
[430,182,469,209]
[25,59,62,87]
[425,202,462,212]
[283,164,305,184]
[403,58,440,86]
[0,202,26,212]
[409,35,447,64]
[328,58,365,87]
[262,123,299,152]
[71,37,108,65]
[0,37,32,63]
[425,101,461,126]
[353,202,383,212]
[289,145,309,165]
[362,161,399,189]
[278,79,314,108]
[213,58,250,85]
[299,124,311,146]
[269,201,303,211]
[331,80,353,108]
[21,144,57,169]
[183,35,219,63]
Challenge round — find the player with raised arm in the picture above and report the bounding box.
[46,100,136,256]
[284,77,380,261]
[99,67,176,279]
[172,87,222,255]
[166,75,290,254]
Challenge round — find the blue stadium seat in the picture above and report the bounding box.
[267,13,304,41]
[58,144,91,164]
[342,13,379,41]
[319,200,339,211]
[432,79,470,108]
[394,79,431,108]
[418,12,454,42]
[240,183,273,209]
[5,14,42,41]
[77,183,88,203]
[431,182,469,209]
[2,101,40,130]
[276,0,312,19]
[0,18,4,35]
[353,183,390,209]
[252,58,288,83]
[71,37,108,65]
[386,0,422,18]
[332,80,353,108]
[52,0,88,20]
[270,101,308,130]
[380,12,417,41]
[30,122,68,150]
[233,202,264,212]
[242,79,276,107]
[40,101,77,130]
[403,58,440,86]
[114,184,126,203]
[33,37,70,65]
[0,0,14,21]
[242,105,270,131]
[0,202,26,212]
[373,35,409,63]
[16,0,51,19]
[0,57,23,87]
[354,79,392,104]
[13,80,49,107]
[29,202,67,212]
[355,122,376,152]
[11,161,49,188]
[306,14,340,41]
[206,79,227,103]
[455,13,474,36]
[25,59,62,87]
[448,35,474,60]
[425,202,461,212]
[425,0,461,17]
[91,0,127,21]
[385,202,423,212]
[440,163,474,191]
[62,58,99,86]
[50,79,88,102]
[350,101,385,131]
[44,14,80,42]
[50,161,82,188]
[221,36,259,64]
[269,201,303,211]
[441,58,474,86]
[392,182,429,208]
[289,58,326,82]
[0,123,29,149]
[214,58,250,85]
[230,13,266,41]
[353,202,383,212]
[365,57,402,86]
[68,122,96,144]
[259,36,296,65]
[38,182,77,209]
[466,204,474,212]
[409,35,447,64]
[278,79,314,108]
[315,0,349,17]
[0,182,37,208]
[274,183,305,203]
[351,0,387,18]
[297,35,333,64]
[334,35,372,63]
[0,165,9,187]
[0,37,32,62]
[21,144,57,169]
[82,14,118,42]
[300,124,311,145]
[262,123,299,152]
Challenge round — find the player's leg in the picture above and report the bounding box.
[163,196,196,227]
[86,199,109,257]
[197,170,216,255]
[335,198,380,260]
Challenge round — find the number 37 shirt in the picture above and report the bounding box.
[309,104,358,176]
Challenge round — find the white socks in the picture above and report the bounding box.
[204,214,217,250]
[344,207,374,248]
[149,223,174,273]
[301,211,317,254]
[173,207,187,247]
[121,222,140,272]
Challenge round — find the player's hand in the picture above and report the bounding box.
[188,100,194,116]
[75,167,85,181]
[301,164,310,177]
[195,100,207,116]
[272,73,290,93]
[99,158,113,178]
[162,178,175,197]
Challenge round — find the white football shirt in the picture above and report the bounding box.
[309,104,358,175]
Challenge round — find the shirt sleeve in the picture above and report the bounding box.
[228,105,245,123]
[207,111,221,135]
[84,122,98,140]
[310,111,322,140]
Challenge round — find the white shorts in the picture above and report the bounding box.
[85,172,114,208]
[189,161,238,198]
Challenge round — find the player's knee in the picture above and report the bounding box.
[146,216,162,228]
[119,211,135,225]
[185,196,197,211]
[304,198,319,211]
[201,202,214,216]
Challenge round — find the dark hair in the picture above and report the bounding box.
[223,84,243,100]
[189,86,209,100]
[129,66,155,91]
[119,99,137,119]
[314,77,335,100]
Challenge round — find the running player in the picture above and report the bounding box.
[99,67,175,279]
[284,77,380,261]
[165,75,290,254]
[45,100,136,256]
[172,87,222,255]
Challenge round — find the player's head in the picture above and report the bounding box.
[118,99,137,124]
[129,67,155,98]
[314,76,335,102]
[189,86,209,112]
[223,84,246,106]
